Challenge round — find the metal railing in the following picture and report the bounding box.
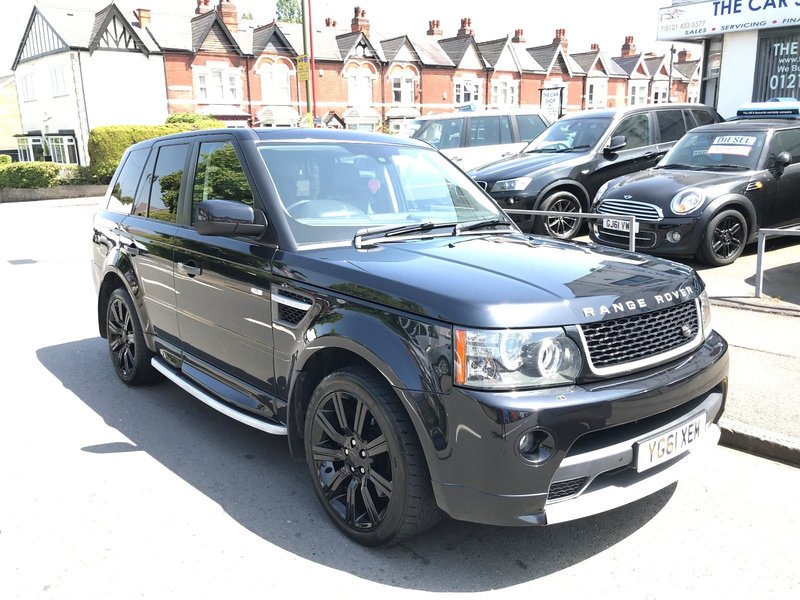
[754,226,800,298]
[505,209,639,252]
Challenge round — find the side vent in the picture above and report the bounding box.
[273,289,313,326]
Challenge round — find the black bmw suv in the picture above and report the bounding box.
[469,104,723,239]
[92,128,728,545]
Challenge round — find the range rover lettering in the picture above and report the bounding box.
[92,128,729,546]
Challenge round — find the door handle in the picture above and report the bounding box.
[178,261,202,277]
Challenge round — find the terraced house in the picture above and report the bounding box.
[11,0,701,165]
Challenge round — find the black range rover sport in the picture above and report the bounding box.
[92,128,728,546]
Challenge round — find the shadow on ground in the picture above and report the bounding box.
[37,337,674,592]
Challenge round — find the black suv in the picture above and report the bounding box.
[469,104,723,239]
[590,118,800,265]
[92,128,728,546]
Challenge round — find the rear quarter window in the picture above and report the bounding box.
[691,109,717,127]
[656,110,687,143]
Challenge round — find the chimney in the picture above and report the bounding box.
[324,17,338,27]
[552,28,567,50]
[457,17,473,37]
[427,19,442,36]
[134,8,151,27]
[620,35,636,57]
[195,0,212,15]
[216,0,238,31]
[678,48,691,62]
[351,6,369,35]
[591,43,599,52]
[511,28,525,44]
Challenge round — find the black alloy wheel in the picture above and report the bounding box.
[304,367,439,545]
[700,209,748,267]
[533,191,583,240]
[106,287,159,385]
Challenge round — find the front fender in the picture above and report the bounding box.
[531,179,590,210]
[699,194,757,242]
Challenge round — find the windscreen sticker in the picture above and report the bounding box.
[707,145,753,156]
[712,135,756,145]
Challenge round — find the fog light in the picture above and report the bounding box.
[666,230,682,243]
[518,429,555,464]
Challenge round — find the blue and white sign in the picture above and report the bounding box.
[657,0,800,40]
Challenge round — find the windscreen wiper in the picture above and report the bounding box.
[354,221,453,248]
[708,164,749,170]
[454,218,515,234]
[655,163,698,170]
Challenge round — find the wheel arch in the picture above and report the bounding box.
[534,180,591,211]
[699,195,757,244]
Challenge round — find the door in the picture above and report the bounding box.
[456,115,517,171]
[118,142,187,346]
[172,139,278,401]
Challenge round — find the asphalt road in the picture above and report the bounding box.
[1,199,799,598]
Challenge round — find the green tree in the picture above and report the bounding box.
[276,0,302,23]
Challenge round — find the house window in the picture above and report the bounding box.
[392,75,415,105]
[629,83,648,106]
[21,74,35,102]
[346,65,373,107]
[195,63,241,102]
[17,137,45,162]
[652,82,668,104]
[490,80,518,108]
[454,78,481,107]
[260,62,292,105]
[50,67,67,97]
[47,136,78,165]
[587,80,607,108]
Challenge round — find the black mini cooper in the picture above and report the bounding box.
[590,119,800,266]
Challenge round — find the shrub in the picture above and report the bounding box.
[88,120,225,182]
[0,154,11,165]
[0,161,64,188]
[165,113,225,126]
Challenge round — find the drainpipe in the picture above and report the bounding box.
[245,55,253,125]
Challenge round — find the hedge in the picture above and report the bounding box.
[0,162,76,188]
[0,155,11,165]
[88,120,224,182]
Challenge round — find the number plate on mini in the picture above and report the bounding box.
[635,414,705,472]
[602,218,639,233]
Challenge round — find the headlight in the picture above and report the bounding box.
[491,177,532,193]
[670,188,705,214]
[699,289,712,338]
[593,180,611,203]
[454,327,582,389]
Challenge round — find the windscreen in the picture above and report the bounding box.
[660,131,766,171]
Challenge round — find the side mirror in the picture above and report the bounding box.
[775,151,792,169]
[605,135,627,154]
[194,199,267,237]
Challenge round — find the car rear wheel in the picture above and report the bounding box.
[533,191,583,240]
[304,367,439,546]
[700,209,748,267]
[106,287,159,385]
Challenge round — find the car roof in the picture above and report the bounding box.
[559,103,713,121]
[416,108,547,120]
[691,120,800,133]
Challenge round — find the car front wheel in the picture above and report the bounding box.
[304,367,439,546]
[700,209,748,267]
[533,191,583,240]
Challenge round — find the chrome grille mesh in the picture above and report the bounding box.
[598,199,663,221]
[580,300,699,369]
[548,477,588,501]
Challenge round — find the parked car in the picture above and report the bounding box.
[469,104,724,240]
[411,109,552,171]
[589,115,800,266]
[92,128,728,546]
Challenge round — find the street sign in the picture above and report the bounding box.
[297,55,309,82]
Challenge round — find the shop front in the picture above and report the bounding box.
[657,0,800,117]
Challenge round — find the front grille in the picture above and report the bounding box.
[594,227,657,249]
[580,300,699,370]
[548,477,588,501]
[598,198,664,221]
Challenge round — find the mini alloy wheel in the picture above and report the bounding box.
[701,209,748,267]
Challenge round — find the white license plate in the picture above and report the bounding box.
[603,218,639,233]
[635,414,705,472]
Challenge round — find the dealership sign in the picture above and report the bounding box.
[658,0,800,40]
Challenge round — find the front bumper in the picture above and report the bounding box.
[398,331,728,526]
[590,216,703,257]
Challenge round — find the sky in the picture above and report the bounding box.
[1,0,697,75]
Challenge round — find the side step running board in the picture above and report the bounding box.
[151,357,288,436]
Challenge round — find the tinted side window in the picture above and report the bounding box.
[417,119,464,150]
[516,114,548,142]
[656,110,687,143]
[691,109,716,127]
[192,141,254,223]
[466,116,512,147]
[612,114,652,150]
[771,129,800,165]
[147,144,188,223]
[107,148,148,214]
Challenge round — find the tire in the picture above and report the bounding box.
[533,191,583,240]
[700,209,748,267]
[304,367,439,546]
[106,287,160,385]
